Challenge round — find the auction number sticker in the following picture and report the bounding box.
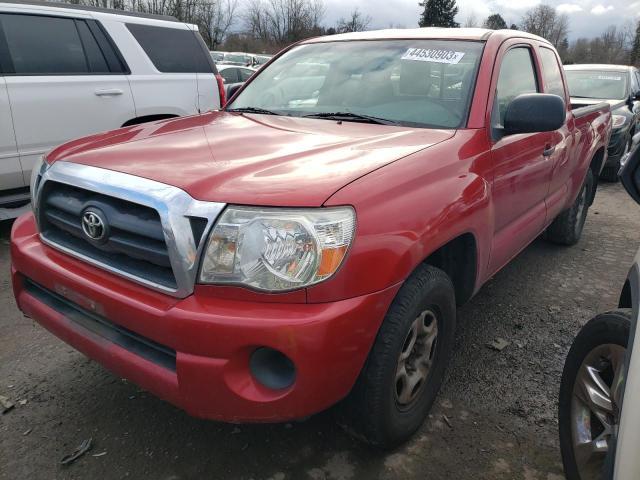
[401,48,466,65]
[596,75,623,81]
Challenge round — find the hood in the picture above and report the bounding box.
[48,111,455,207]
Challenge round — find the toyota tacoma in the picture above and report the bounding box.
[11,28,611,448]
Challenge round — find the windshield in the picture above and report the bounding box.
[255,55,272,65]
[565,70,629,100]
[227,40,484,129]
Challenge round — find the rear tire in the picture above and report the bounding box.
[600,165,619,182]
[341,264,456,449]
[547,169,594,246]
[559,310,630,480]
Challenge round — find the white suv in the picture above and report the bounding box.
[0,1,224,218]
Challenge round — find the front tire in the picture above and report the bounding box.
[559,310,630,480]
[547,169,594,246]
[342,264,456,449]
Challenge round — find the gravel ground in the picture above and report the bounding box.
[0,182,637,480]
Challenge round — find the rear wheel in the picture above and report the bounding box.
[559,310,630,480]
[547,169,594,246]
[342,265,456,449]
[601,135,631,182]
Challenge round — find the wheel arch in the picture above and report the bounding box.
[588,146,606,205]
[122,114,179,127]
[422,233,478,306]
[619,280,632,309]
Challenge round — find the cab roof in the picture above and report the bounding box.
[302,27,550,45]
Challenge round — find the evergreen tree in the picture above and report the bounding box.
[631,21,640,67]
[418,0,459,28]
[483,13,507,30]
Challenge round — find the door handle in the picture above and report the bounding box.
[543,144,556,157]
[95,88,123,97]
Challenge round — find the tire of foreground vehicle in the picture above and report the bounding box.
[341,264,456,449]
[547,168,594,246]
[600,164,619,182]
[559,310,630,480]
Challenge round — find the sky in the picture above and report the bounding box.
[322,0,640,39]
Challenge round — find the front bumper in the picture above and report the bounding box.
[11,213,399,422]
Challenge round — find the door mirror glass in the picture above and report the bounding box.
[620,132,640,204]
[503,93,566,135]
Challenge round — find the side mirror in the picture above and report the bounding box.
[620,132,640,204]
[504,94,566,135]
[226,83,243,100]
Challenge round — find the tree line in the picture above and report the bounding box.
[52,0,371,53]
[52,0,640,64]
[420,0,640,66]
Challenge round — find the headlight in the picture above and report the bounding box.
[199,206,356,291]
[612,115,628,129]
[29,155,50,205]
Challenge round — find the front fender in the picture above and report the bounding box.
[308,129,493,303]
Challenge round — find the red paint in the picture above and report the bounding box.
[12,30,611,421]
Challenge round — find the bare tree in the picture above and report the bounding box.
[520,4,569,49]
[566,25,634,65]
[336,8,371,33]
[198,0,238,49]
[245,0,325,48]
[463,11,479,28]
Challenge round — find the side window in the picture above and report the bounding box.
[76,21,109,73]
[0,14,88,74]
[126,23,213,74]
[539,47,566,100]
[494,47,539,128]
[238,68,254,82]
[632,70,640,95]
[220,68,238,84]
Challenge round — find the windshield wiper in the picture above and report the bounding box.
[226,106,280,115]
[302,112,400,126]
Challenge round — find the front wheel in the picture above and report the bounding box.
[547,169,594,246]
[559,310,630,480]
[341,264,456,449]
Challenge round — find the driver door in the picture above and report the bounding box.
[488,44,555,274]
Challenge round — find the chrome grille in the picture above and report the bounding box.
[39,181,176,289]
[33,162,226,298]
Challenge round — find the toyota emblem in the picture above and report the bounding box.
[81,209,108,242]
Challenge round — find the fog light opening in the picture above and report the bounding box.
[249,347,296,390]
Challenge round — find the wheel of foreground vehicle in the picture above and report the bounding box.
[547,168,594,246]
[342,264,456,449]
[559,310,630,480]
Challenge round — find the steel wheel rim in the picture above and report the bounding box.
[395,309,439,407]
[571,343,625,480]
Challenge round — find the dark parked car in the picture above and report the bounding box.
[565,65,640,181]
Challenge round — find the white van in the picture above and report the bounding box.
[0,1,224,218]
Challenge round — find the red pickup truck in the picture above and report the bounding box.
[11,28,611,448]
